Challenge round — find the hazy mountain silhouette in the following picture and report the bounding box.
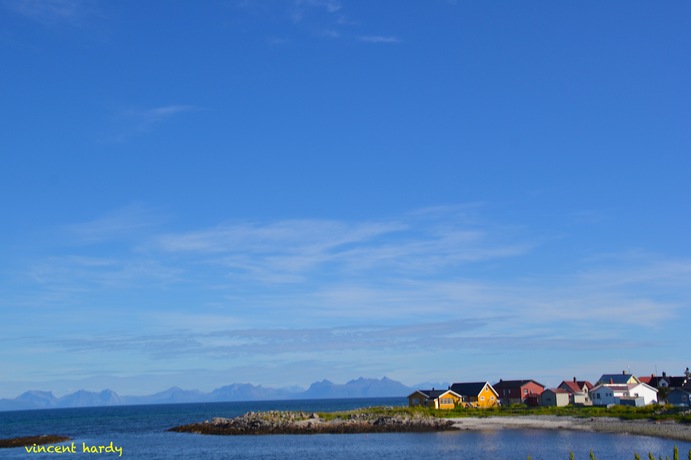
[0,377,418,411]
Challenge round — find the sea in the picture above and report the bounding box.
[1,398,690,460]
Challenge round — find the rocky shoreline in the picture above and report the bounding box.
[169,409,691,442]
[169,410,458,435]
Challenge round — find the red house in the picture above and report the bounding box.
[493,379,545,405]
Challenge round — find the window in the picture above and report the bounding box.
[480,396,485,401]
[523,389,528,395]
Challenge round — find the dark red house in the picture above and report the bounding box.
[493,379,545,405]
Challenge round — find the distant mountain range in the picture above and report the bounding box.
[0,377,449,412]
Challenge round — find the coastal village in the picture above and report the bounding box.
[408,369,691,409]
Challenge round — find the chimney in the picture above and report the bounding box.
[609,378,614,384]
[662,371,667,378]
[573,377,577,383]
[622,370,626,375]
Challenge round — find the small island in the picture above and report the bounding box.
[0,435,71,448]
[169,407,457,435]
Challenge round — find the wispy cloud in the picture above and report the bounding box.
[17,206,691,340]
[4,0,97,26]
[152,212,526,284]
[235,0,398,45]
[290,0,341,23]
[64,203,165,244]
[120,104,198,132]
[103,104,201,142]
[358,35,401,44]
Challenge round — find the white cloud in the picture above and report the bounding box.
[5,0,80,23]
[358,35,401,44]
[64,203,164,244]
[4,0,105,27]
[291,0,341,22]
[120,104,199,132]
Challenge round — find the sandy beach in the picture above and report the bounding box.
[450,416,691,443]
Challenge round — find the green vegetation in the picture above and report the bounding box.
[416,403,691,424]
[313,403,691,424]
[318,404,691,426]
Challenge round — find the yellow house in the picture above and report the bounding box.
[449,382,499,408]
[407,389,462,409]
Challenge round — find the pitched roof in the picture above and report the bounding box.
[668,376,688,387]
[640,374,688,388]
[493,379,545,389]
[597,373,639,385]
[543,388,570,394]
[559,380,593,393]
[411,389,461,400]
[449,382,495,397]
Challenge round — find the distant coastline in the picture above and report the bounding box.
[0,377,416,412]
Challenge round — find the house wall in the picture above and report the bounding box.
[628,384,658,405]
[428,392,460,409]
[495,382,544,405]
[541,390,569,407]
[477,385,498,408]
[408,395,425,407]
[592,387,617,406]
[668,390,691,407]
[571,392,590,405]
[521,382,545,398]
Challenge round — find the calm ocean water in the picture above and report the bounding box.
[1,398,689,460]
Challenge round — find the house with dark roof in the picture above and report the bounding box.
[639,372,688,389]
[492,379,545,406]
[448,381,499,408]
[596,372,640,385]
[407,389,462,409]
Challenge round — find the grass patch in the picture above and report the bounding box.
[427,403,691,423]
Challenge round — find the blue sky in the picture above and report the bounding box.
[1,0,690,398]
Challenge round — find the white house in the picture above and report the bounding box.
[591,382,658,406]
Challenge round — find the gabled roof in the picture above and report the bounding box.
[591,383,630,392]
[449,382,497,397]
[591,382,658,394]
[640,375,688,388]
[668,377,688,387]
[408,389,462,400]
[543,388,570,394]
[597,373,640,385]
[493,379,545,389]
[559,380,593,393]
[632,382,658,393]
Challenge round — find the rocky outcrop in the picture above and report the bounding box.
[0,435,71,448]
[169,409,457,435]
